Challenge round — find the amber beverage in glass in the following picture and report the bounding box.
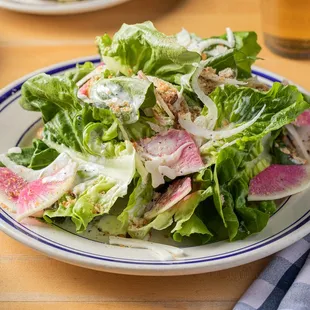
[261,0,310,59]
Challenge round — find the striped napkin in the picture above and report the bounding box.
[234,234,310,310]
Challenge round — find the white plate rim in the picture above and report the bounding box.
[0,55,309,276]
[0,0,130,15]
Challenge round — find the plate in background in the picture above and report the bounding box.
[0,0,130,15]
[0,56,310,276]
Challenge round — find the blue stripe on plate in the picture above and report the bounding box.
[1,210,309,265]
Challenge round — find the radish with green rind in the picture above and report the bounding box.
[248,164,310,201]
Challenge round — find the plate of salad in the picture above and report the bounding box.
[1,22,310,276]
[0,0,130,15]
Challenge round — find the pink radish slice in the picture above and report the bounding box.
[248,164,310,201]
[16,161,77,221]
[0,167,28,211]
[139,129,204,178]
[144,177,192,220]
[294,110,310,127]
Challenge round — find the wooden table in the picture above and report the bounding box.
[0,0,309,309]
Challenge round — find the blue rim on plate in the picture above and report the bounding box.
[0,56,309,274]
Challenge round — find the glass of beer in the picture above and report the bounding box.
[261,0,310,59]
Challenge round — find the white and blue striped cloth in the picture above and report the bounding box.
[235,234,310,310]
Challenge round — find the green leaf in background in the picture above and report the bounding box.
[96,21,201,84]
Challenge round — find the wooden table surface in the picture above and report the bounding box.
[0,0,309,309]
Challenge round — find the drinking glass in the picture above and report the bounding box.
[261,0,310,59]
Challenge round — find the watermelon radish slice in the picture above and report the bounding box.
[248,164,310,201]
[16,160,78,221]
[0,168,28,211]
[294,110,310,127]
[144,177,192,220]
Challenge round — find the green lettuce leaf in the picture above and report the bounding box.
[65,62,96,83]
[176,28,261,78]
[217,32,261,78]
[123,116,155,140]
[172,187,213,243]
[97,21,201,84]
[173,214,212,243]
[28,139,59,170]
[0,139,59,170]
[211,83,309,139]
[117,175,154,235]
[20,73,80,122]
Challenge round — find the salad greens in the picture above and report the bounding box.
[1,21,309,246]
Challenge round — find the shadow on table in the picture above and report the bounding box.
[0,0,187,38]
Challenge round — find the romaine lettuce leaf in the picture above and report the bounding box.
[172,187,213,243]
[217,31,261,78]
[0,139,58,170]
[117,175,154,234]
[199,83,310,157]
[65,62,96,83]
[20,73,80,122]
[96,21,201,84]
[28,139,59,170]
[172,213,212,243]
[210,83,309,139]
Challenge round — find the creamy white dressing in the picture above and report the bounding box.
[42,161,77,184]
[7,147,22,154]
[109,236,184,261]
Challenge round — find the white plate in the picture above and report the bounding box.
[0,0,130,15]
[0,56,310,276]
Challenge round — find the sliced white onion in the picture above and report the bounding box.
[179,105,265,141]
[286,124,310,162]
[155,92,175,120]
[145,121,162,133]
[176,28,192,48]
[226,27,235,47]
[207,45,229,57]
[198,27,235,53]
[191,62,218,130]
[109,236,184,260]
[198,38,232,53]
